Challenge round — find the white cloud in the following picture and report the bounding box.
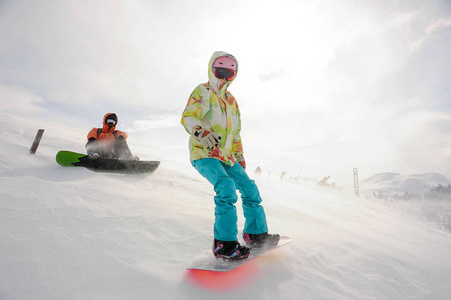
[425,18,451,34]
[0,84,45,114]
[129,115,180,132]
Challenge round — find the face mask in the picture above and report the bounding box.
[214,68,236,81]
[106,119,116,126]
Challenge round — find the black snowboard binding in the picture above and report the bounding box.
[213,239,250,261]
[243,232,280,247]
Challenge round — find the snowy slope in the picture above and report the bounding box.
[1,112,451,300]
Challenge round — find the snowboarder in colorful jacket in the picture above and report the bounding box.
[181,51,280,260]
[86,113,137,160]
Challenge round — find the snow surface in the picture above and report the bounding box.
[1,112,451,300]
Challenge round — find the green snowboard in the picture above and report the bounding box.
[56,150,160,174]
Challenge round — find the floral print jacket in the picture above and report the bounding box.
[181,51,244,166]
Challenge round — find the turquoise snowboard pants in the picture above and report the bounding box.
[192,158,268,241]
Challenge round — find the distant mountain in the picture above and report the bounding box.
[361,172,451,195]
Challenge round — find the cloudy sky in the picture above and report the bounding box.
[1,0,451,185]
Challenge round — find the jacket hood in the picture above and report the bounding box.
[102,113,118,131]
[208,51,238,94]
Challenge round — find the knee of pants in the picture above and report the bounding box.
[214,177,238,205]
[239,180,262,205]
[246,180,261,198]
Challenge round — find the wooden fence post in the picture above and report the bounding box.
[353,168,360,197]
[30,129,45,154]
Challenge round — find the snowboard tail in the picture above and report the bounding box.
[56,150,160,174]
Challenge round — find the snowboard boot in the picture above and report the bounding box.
[243,232,280,247]
[213,239,250,260]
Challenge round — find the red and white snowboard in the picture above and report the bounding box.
[187,236,291,272]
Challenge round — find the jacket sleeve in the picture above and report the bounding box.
[181,85,210,135]
[87,128,99,140]
[115,130,128,141]
[231,102,244,158]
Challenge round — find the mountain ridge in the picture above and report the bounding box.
[362,172,451,194]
